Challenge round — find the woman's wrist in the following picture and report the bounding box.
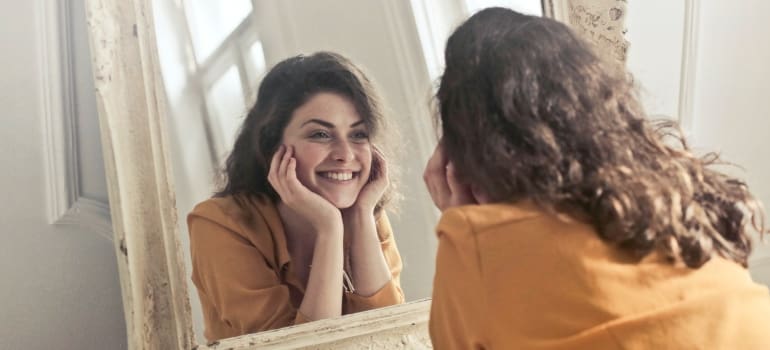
[343,206,378,237]
[310,210,344,235]
[313,219,344,240]
[344,204,375,220]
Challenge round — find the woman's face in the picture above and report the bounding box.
[280,92,372,208]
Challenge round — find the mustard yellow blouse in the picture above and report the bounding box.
[430,203,770,349]
[188,195,404,342]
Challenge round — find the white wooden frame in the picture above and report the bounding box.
[40,0,112,239]
[84,0,432,348]
[676,0,700,137]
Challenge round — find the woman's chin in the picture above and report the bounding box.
[331,199,357,209]
[321,194,358,209]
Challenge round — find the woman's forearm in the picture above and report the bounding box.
[298,223,345,321]
[346,209,392,296]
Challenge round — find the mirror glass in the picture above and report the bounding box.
[152,0,448,342]
[148,0,684,343]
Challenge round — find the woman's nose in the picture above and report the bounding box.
[331,140,355,162]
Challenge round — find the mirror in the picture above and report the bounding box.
[150,0,550,344]
[151,0,441,344]
[84,0,697,347]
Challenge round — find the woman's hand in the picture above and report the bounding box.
[342,147,392,297]
[423,140,481,211]
[349,146,389,215]
[268,145,342,232]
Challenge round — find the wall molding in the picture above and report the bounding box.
[39,0,112,239]
[677,0,700,138]
[56,198,114,241]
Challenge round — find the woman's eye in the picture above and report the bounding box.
[351,131,369,141]
[309,130,331,139]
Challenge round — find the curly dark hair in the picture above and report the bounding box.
[437,7,766,268]
[216,51,397,215]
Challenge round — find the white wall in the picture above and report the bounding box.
[617,1,770,286]
[0,0,126,349]
[688,0,770,285]
[626,0,686,120]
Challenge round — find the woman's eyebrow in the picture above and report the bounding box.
[301,118,334,128]
[301,119,365,128]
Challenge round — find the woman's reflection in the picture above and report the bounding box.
[187,52,404,342]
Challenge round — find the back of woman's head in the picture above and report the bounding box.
[438,7,766,268]
[217,51,395,213]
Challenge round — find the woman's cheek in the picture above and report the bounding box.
[294,144,326,174]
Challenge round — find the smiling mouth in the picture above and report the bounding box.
[318,171,359,182]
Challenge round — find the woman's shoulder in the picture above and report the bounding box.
[437,202,545,237]
[188,194,277,232]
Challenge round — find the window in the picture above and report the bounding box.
[153,0,268,164]
[410,0,543,83]
[464,0,542,16]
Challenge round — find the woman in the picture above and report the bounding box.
[425,8,770,349]
[188,52,404,341]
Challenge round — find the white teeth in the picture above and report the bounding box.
[322,172,354,181]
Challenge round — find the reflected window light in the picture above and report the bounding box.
[207,66,246,154]
[409,0,450,81]
[249,40,267,78]
[464,0,543,16]
[411,0,544,85]
[184,0,252,62]
[152,0,190,105]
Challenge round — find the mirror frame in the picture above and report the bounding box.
[84,0,637,348]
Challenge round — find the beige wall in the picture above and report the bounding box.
[689,0,770,285]
[625,1,770,285]
[0,0,125,348]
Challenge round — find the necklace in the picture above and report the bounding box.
[343,269,355,293]
[308,246,356,293]
[342,241,355,293]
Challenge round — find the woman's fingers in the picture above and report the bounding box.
[282,146,304,200]
[423,141,479,210]
[269,145,300,201]
[471,184,491,204]
[285,157,307,196]
[267,145,341,231]
[279,145,292,180]
[424,143,451,210]
[268,145,285,189]
[278,146,314,204]
[287,157,298,182]
[371,146,388,185]
[446,163,475,206]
